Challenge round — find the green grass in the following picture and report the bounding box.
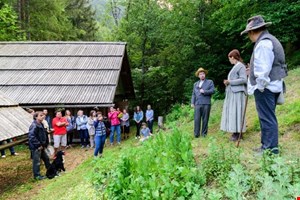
[6,67,300,200]
[32,136,142,200]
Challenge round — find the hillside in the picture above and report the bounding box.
[2,67,300,200]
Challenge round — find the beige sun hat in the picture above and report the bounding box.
[241,15,272,35]
[195,67,208,77]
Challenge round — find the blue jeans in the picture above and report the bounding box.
[147,120,154,133]
[110,125,121,144]
[31,149,50,178]
[79,129,89,146]
[254,89,280,154]
[94,134,106,156]
[0,139,15,156]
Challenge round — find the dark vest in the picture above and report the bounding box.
[250,31,288,85]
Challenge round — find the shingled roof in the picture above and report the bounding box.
[0,42,134,108]
[0,91,33,141]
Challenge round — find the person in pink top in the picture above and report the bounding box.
[108,106,121,145]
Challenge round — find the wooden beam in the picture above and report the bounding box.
[0,135,28,151]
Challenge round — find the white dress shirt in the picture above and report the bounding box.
[248,39,283,95]
[199,80,204,88]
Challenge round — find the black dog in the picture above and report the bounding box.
[46,151,66,179]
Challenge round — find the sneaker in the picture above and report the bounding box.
[35,176,46,180]
[12,152,19,156]
[110,143,113,146]
[81,145,85,149]
[135,137,138,139]
[117,142,121,145]
[1,155,6,158]
[86,145,90,148]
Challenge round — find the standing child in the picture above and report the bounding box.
[93,114,107,158]
[140,122,152,142]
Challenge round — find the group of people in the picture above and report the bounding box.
[7,14,286,181]
[26,104,155,180]
[105,105,155,145]
[191,15,287,155]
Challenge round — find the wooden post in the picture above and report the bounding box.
[158,116,164,131]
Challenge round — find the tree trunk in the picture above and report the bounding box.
[140,0,150,107]
[18,0,30,40]
[125,0,131,20]
[26,0,30,40]
[110,0,120,26]
[140,32,147,106]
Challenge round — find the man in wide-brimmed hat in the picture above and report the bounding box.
[191,67,215,138]
[241,15,288,154]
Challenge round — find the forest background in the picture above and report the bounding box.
[1,0,300,115]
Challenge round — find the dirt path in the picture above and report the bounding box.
[0,145,93,200]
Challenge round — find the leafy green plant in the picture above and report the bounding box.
[224,164,251,200]
[92,129,206,199]
[200,139,241,186]
[255,155,300,200]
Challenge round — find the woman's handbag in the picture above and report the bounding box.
[45,145,54,158]
[277,81,286,105]
[118,112,123,119]
[276,91,284,105]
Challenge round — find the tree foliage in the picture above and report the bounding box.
[1,0,98,41]
[66,0,98,40]
[2,0,300,115]
[0,3,24,41]
[106,0,300,115]
[27,0,75,40]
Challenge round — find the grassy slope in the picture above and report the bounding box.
[30,67,300,199]
[31,140,140,200]
[191,67,300,169]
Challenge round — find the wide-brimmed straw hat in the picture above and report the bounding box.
[240,15,272,35]
[195,67,208,77]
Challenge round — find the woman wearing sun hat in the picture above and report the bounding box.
[191,67,215,138]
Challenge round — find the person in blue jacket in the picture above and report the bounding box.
[28,111,51,180]
[133,106,143,139]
